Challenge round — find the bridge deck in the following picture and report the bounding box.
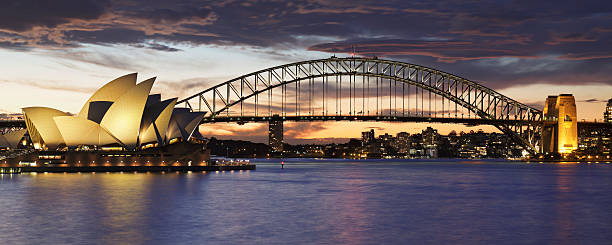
[200,115,538,125]
[2,118,610,127]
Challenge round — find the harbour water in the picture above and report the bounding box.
[1,160,612,244]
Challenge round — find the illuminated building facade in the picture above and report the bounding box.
[422,127,439,158]
[361,129,375,146]
[396,132,411,154]
[541,94,578,154]
[605,99,612,123]
[20,74,206,150]
[542,96,558,153]
[269,115,283,153]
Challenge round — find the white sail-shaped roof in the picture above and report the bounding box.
[77,73,137,119]
[3,129,27,148]
[140,98,177,145]
[100,77,155,149]
[21,74,206,150]
[0,129,26,148]
[166,109,206,143]
[22,107,70,149]
[54,116,119,146]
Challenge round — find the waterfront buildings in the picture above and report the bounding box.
[206,123,610,160]
[578,124,611,157]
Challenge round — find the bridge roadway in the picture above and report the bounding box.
[3,118,609,128]
[200,115,537,125]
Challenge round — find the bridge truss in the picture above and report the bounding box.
[178,57,543,155]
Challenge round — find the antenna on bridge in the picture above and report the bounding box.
[350,45,355,57]
[331,48,337,58]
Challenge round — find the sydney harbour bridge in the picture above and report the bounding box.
[176,57,543,155]
[4,57,607,155]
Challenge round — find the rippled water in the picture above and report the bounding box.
[1,160,612,245]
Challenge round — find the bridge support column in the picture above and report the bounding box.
[541,94,577,155]
[269,115,283,155]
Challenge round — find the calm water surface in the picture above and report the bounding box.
[1,160,612,245]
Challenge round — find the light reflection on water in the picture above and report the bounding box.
[1,161,612,245]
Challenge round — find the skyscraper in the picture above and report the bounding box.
[422,127,439,158]
[605,99,612,123]
[269,116,283,153]
[361,129,375,146]
[396,132,411,153]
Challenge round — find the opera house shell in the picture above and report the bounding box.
[21,73,205,151]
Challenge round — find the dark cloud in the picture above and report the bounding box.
[580,98,607,103]
[308,39,538,63]
[132,42,182,52]
[0,0,611,89]
[0,0,110,32]
[284,122,328,138]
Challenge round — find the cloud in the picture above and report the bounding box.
[284,122,328,138]
[154,77,217,99]
[0,0,110,32]
[580,98,607,103]
[545,32,599,45]
[557,53,612,61]
[0,79,95,94]
[0,0,611,92]
[0,1,216,51]
[132,42,181,52]
[46,48,144,70]
[308,39,539,63]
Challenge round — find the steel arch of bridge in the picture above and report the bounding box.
[178,57,543,155]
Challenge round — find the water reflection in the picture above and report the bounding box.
[0,163,611,244]
[554,166,577,245]
[325,167,370,245]
[97,174,150,244]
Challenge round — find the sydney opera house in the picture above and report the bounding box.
[1,74,211,167]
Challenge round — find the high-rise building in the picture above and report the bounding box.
[422,127,438,147]
[541,94,578,154]
[361,129,375,146]
[422,127,439,158]
[605,99,612,123]
[396,132,411,153]
[269,116,283,153]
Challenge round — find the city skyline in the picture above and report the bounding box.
[1,0,611,143]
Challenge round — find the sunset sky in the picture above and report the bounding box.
[1,0,611,143]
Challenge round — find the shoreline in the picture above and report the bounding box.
[0,164,255,173]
